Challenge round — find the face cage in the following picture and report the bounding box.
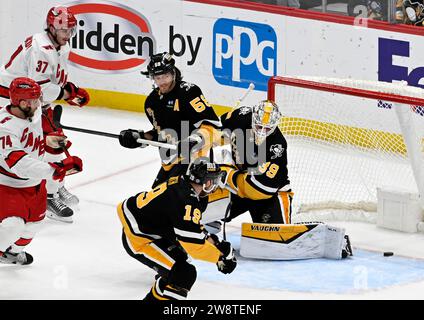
[252,115,278,143]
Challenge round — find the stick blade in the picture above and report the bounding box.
[52,105,63,129]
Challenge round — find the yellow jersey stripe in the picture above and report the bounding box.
[152,285,169,300]
[179,240,221,263]
[117,203,174,269]
[236,173,273,200]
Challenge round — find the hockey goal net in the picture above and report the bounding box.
[268,76,424,223]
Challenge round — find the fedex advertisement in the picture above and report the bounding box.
[378,37,424,89]
[378,37,424,116]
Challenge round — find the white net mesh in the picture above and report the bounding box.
[271,76,424,223]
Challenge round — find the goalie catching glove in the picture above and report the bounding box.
[63,82,90,107]
[49,156,83,181]
[209,234,237,274]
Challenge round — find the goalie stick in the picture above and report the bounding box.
[221,83,255,239]
[52,105,177,150]
[233,83,255,109]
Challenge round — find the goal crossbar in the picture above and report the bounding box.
[268,76,424,106]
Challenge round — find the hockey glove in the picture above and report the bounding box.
[216,239,237,274]
[119,129,148,149]
[64,82,90,107]
[50,156,83,181]
[45,131,72,155]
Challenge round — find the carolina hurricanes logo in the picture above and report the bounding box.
[66,1,156,73]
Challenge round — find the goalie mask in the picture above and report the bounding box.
[186,159,224,196]
[252,100,282,145]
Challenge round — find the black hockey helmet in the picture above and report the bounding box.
[141,52,175,78]
[186,158,223,194]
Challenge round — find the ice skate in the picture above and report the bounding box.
[0,248,33,265]
[58,186,79,207]
[47,195,74,223]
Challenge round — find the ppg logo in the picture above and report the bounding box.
[213,19,277,91]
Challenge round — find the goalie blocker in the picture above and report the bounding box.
[240,222,352,260]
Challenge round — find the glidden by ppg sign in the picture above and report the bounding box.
[66,1,156,73]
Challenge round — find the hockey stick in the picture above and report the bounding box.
[222,201,232,241]
[57,140,81,176]
[52,105,177,150]
[233,83,255,109]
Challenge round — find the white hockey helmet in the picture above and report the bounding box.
[251,100,282,144]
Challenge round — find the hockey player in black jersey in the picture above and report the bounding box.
[117,159,237,300]
[118,52,221,188]
[216,100,293,224]
[203,101,353,260]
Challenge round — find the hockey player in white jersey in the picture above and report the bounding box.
[0,6,89,222]
[0,77,82,265]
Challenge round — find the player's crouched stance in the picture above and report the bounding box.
[0,78,82,265]
[117,159,237,300]
[204,100,353,260]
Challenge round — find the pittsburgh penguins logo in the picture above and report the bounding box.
[270,144,284,159]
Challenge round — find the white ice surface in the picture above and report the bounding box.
[1,106,424,300]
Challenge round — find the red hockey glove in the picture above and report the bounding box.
[64,82,90,107]
[50,156,83,181]
[45,131,72,155]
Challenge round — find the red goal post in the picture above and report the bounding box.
[267,76,424,222]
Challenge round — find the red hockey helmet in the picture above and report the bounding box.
[9,78,42,106]
[46,6,77,30]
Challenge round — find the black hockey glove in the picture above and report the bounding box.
[215,239,237,274]
[119,129,148,149]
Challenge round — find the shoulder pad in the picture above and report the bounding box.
[33,33,52,49]
[238,106,252,116]
[179,81,197,92]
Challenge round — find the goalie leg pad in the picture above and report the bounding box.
[240,222,347,260]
